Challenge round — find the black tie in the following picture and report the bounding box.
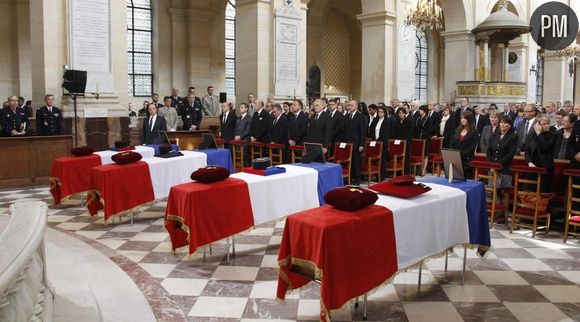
[315,114,319,121]
[149,117,153,131]
[272,117,278,126]
[350,113,354,120]
[223,114,226,124]
[524,120,529,134]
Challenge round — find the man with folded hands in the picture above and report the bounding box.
[142,103,167,144]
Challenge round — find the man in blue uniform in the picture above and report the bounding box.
[1,95,29,136]
[181,93,203,131]
[36,94,63,136]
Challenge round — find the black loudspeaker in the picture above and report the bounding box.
[62,69,87,94]
[219,92,227,103]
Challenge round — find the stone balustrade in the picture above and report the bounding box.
[0,201,52,322]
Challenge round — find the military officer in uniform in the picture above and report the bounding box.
[181,93,203,131]
[1,95,29,136]
[35,94,63,136]
[170,87,184,115]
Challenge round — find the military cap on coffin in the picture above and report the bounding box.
[112,151,142,165]
[369,175,431,198]
[190,166,230,183]
[252,157,271,170]
[324,186,378,211]
[155,144,183,158]
[71,146,95,156]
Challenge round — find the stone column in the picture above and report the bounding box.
[357,10,397,103]
[16,0,31,99]
[503,44,510,81]
[441,30,475,102]
[482,40,489,81]
[168,8,188,92]
[473,41,481,81]
[236,0,274,101]
[543,51,574,103]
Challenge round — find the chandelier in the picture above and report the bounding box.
[405,0,444,31]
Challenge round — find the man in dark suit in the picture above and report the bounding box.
[234,103,252,166]
[327,99,345,157]
[142,103,167,144]
[515,104,538,154]
[306,99,331,153]
[344,100,368,185]
[170,87,184,115]
[1,95,29,136]
[267,104,288,146]
[35,94,63,136]
[287,100,308,146]
[474,105,490,134]
[502,103,517,122]
[367,104,378,138]
[219,102,236,142]
[451,96,475,130]
[181,93,203,131]
[250,100,271,144]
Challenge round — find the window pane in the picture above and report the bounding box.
[134,75,152,96]
[225,59,235,78]
[133,30,151,52]
[225,20,235,39]
[133,53,152,73]
[133,8,151,31]
[225,40,235,58]
[126,9,133,29]
[128,54,133,74]
[225,1,236,96]
[131,0,151,9]
[128,75,134,96]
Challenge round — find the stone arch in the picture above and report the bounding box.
[488,0,524,18]
[441,0,471,31]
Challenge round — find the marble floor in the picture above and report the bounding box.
[1,186,580,322]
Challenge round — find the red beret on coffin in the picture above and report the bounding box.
[324,186,378,211]
[190,166,230,183]
[369,175,431,198]
[111,151,142,165]
[71,146,95,156]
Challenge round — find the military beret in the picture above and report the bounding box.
[324,186,378,211]
[112,151,142,165]
[190,166,230,183]
[71,146,95,157]
[369,179,431,199]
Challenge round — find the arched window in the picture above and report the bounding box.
[536,52,544,104]
[127,0,153,96]
[225,0,236,97]
[415,29,428,101]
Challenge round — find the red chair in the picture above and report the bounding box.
[510,165,552,238]
[230,140,245,172]
[267,143,285,165]
[471,161,508,228]
[409,139,426,176]
[248,141,265,160]
[361,141,383,185]
[289,145,304,163]
[385,139,406,177]
[214,137,228,149]
[563,169,580,242]
[328,143,353,185]
[427,137,443,175]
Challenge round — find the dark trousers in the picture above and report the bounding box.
[351,148,362,185]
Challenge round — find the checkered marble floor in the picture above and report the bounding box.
[1,187,580,322]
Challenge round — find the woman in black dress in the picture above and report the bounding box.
[487,115,519,208]
[525,116,557,193]
[450,110,478,179]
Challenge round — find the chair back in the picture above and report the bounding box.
[364,141,382,159]
[334,142,353,162]
[410,139,425,158]
[388,140,406,159]
[428,137,443,155]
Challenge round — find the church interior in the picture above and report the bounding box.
[1,0,580,321]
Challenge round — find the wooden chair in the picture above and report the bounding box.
[248,141,265,160]
[267,143,285,165]
[471,161,508,228]
[409,139,426,176]
[427,137,443,175]
[289,145,304,163]
[361,141,383,185]
[510,165,552,238]
[385,139,406,177]
[328,143,353,185]
[563,169,580,242]
[230,140,245,172]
